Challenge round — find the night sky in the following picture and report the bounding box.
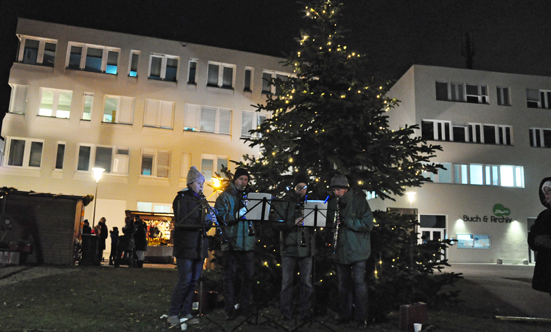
[5,0,551,80]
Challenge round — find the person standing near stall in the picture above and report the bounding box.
[328,173,373,329]
[528,178,551,295]
[214,168,255,321]
[167,166,214,326]
[274,173,313,321]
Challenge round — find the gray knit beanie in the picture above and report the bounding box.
[187,166,206,184]
[330,174,349,189]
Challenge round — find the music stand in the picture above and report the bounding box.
[229,195,290,332]
[290,203,337,332]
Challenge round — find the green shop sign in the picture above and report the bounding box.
[462,204,513,223]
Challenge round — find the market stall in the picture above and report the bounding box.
[124,210,174,263]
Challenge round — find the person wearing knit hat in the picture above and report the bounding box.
[529,177,551,295]
[273,171,313,321]
[168,166,214,326]
[215,167,255,321]
[328,172,373,329]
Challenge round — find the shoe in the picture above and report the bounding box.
[357,320,369,329]
[181,314,200,325]
[167,315,180,325]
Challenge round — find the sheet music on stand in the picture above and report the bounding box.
[245,192,272,221]
[302,200,327,227]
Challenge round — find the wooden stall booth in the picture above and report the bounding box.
[124,210,174,263]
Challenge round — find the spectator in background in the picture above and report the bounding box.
[134,216,147,268]
[82,219,92,234]
[97,217,108,262]
[528,178,551,294]
[109,227,119,266]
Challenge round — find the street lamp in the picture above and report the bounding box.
[92,167,105,227]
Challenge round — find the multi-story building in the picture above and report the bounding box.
[1,18,288,242]
[374,64,551,263]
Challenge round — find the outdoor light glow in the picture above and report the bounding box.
[406,191,416,205]
[212,177,221,188]
[92,167,105,183]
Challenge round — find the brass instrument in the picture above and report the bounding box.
[199,191,228,244]
[332,197,340,254]
[300,195,307,247]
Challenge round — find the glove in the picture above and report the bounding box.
[238,207,248,219]
[205,211,217,225]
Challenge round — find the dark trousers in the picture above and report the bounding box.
[223,250,254,314]
[168,257,204,317]
[280,255,313,318]
[336,260,368,321]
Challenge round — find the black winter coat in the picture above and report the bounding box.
[172,188,210,259]
[528,177,551,293]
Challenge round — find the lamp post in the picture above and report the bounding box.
[92,168,104,227]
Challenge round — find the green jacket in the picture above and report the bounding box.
[327,189,373,265]
[214,183,256,252]
[273,190,313,257]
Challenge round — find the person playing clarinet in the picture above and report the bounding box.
[328,173,373,329]
[167,166,215,326]
[214,168,255,321]
[273,173,313,321]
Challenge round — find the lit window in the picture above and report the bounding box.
[66,42,119,75]
[39,88,72,118]
[16,35,57,67]
[103,95,134,124]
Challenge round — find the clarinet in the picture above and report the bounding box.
[242,191,255,236]
[332,197,340,254]
[300,195,307,247]
[198,191,228,244]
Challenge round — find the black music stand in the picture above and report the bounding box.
[290,204,337,332]
[228,195,290,332]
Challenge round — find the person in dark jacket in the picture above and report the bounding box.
[133,217,147,268]
[528,177,551,294]
[109,227,119,265]
[82,219,92,234]
[97,217,108,262]
[273,173,313,321]
[115,217,135,268]
[167,166,215,326]
[327,173,373,329]
[214,168,255,321]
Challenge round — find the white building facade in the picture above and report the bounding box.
[2,19,288,237]
[372,64,551,263]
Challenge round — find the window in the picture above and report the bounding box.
[77,144,129,174]
[141,149,170,178]
[485,165,499,186]
[82,93,93,120]
[529,128,551,148]
[4,137,44,168]
[207,62,235,88]
[55,143,65,169]
[66,42,119,74]
[421,120,452,141]
[454,164,469,184]
[149,53,178,82]
[468,123,482,143]
[201,154,228,180]
[16,35,57,67]
[137,202,171,213]
[143,99,174,129]
[39,88,72,118]
[8,84,28,114]
[428,161,523,188]
[184,104,232,135]
[103,95,134,124]
[452,125,468,143]
[469,164,483,185]
[527,89,551,109]
[423,162,452,183]
[244,67,253,92]
[241,111,267,138]
[188,59,198,84]
[500,165,524,187]
[456,234,491,249]
[497,87,510,106]
[129,50,140,77]
[262,71,291,95]
[435,81,488,104]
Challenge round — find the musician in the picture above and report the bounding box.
[167,166,215,326]
[273,173,313,321]
[328,173,373,329]
[214,168,255,321]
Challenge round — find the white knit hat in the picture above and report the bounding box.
[187,166,206,184]
[542,181,551,193]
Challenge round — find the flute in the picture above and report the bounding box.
[198,191,228,244]
[332,197,340,254]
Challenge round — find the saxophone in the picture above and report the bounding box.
[332,197,340,254]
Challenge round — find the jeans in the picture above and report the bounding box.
[168,258,204,316]
[223,250,254,314]
[280,256,313,318]
[336,260,368,321]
